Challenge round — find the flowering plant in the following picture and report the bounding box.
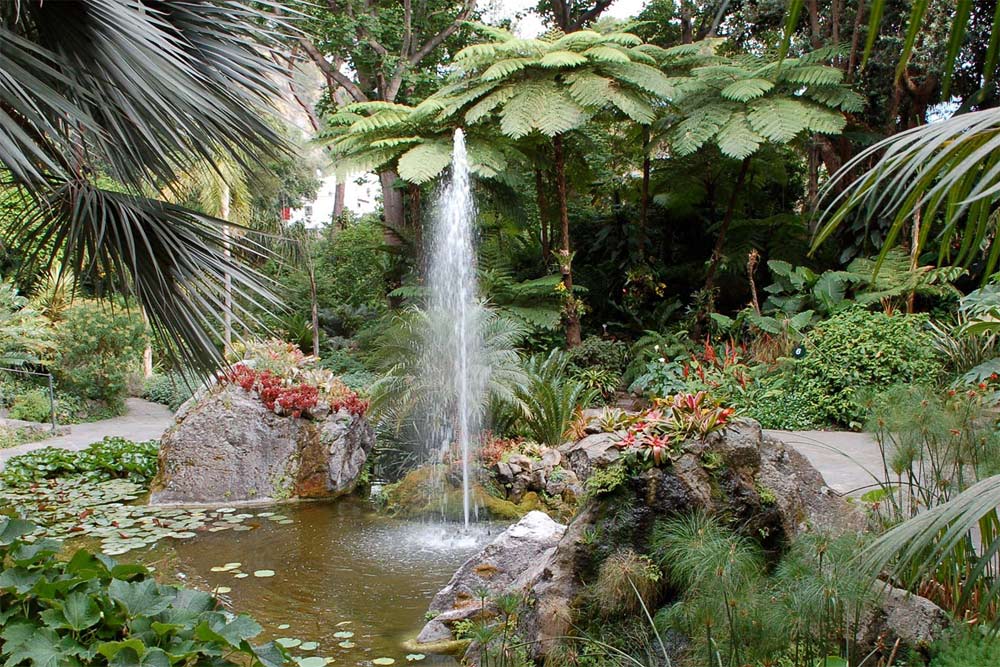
[218,339,368,419]
[615,392,735,467]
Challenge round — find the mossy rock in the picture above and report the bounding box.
[384,466,542,521]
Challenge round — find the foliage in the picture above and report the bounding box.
[311,219,391,313]
[590,548,661,617]
[0,516,285,667]
[585,462,629,497]
[8,389,50,423]
[53,303,146,413]
[0,279,55,367]
[596,407,640,433]
[615,392,735,467]
[221,353,368,419]
[0,437,159,487]
[0,1,292,374]
[781,307,942,426]
[930,629,1000,667]
[567,336,630,375]
[513,350,598,447]
[142,372,197,412]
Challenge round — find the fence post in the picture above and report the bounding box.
[47,372,56,431]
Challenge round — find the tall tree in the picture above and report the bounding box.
[0,0,291,372]
[295,0,477,249]
[535,0,619,32]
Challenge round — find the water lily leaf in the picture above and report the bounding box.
[332,631,354,639]
[337,642,355,649]
[210,567,228,572]
[213,586,231,594]
[405,655,425,662]
[373,658,395,665]
[253,570,275,578]
[298,657,326,667]
[223,562,241,569]
[234,573,249,579]
[299,642,318,651]
[335,621,352,626]
[276,638,301,649]
[253,642,287,667]
[277,624,291,630]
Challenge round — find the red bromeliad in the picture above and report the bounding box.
[221,363,368,418]
[615,391,736,466]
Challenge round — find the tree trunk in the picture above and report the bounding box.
[408,183,422,256]
[141,307,153,379]
[308,260,321,357]
[553,135,582,347]
[640,126,650,255]
[907,208,921,314]
[535,168,550,264]
[702,157,752,308]
[221,182,233,357]
[333,181,346,220]
[379,170,405,245]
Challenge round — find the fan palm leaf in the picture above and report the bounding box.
[813,109,1000,275]
[0,0,294,372]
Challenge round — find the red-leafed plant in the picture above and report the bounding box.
[615,392,736,467]
[220,359,368,419]
[275,384,319,418]
[478,431,523,466]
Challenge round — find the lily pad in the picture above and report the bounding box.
[373,659,395,665]
[298,657,326,667]
[253,569,275,578]
[277,624,290,630]
[300,642,319,651]
[276,638,301,649]
[234,573,249,579]
[213,586,232,594]
[405,655,426,662]
[337,642,355,649]
[333,631,354,639]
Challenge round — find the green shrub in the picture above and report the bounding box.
[143,371,196,411]
[54,302,146,412]
[0,436,159,487]
[931,630,1000,667]
[514,350,598,447]
[779,307,942,426]
[0,517,284,667]
[568,335,629,374]
[7,389,51,423]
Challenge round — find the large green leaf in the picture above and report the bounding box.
[108,579,172,619]
[396,142,453,184]
[3,628,77,667]
[40,592,101,632]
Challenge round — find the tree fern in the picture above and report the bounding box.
[396,141,454,184]
[540,50,589,68]
[720,78,774,103]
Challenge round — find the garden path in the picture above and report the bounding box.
[766,429,886,497]
[0,398,174,470]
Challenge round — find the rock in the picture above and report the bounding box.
[494,461,515,483]
[149,383,374,505]
[558,432,622,481]
[540,447,562,468]
[415,511,566,645]
[507,454,532,471]
[856,584,949,655]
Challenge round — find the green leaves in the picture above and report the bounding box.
[109,579,173,619]
[720,78,773,103]
[397,142,454,184]
[40,593,101,632]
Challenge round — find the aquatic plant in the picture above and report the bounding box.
[0,516,285,667]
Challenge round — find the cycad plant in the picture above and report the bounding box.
[0,0,291,371]
[513,349,598,447]
[369,306,528,451]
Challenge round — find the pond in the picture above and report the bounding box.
[150,498,496,666]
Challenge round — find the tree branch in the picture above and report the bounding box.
[570,0,616,32]
[298,38,368,103]
[409,0,475,65]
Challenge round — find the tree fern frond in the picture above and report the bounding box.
[396,141,453,184]
[599,61,677,98]
[583,45,632,64]
[715,112,764,160]
[465,87,517,124]
[746,98,811,144]
[720,78,774,103]
[540,50,590,68]
[481,57,539,81]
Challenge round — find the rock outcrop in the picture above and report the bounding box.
[416,511,565,645]
[416,418,865,660]
[150,384,374,505]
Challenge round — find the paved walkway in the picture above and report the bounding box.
[766,429,888,497]
[0,398,174,469]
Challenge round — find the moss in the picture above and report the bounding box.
[384,466,543,520]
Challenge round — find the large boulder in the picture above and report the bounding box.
[149,384,374,505]
[856,584,950,655]
[416,511,566,645]
[419,418,864,662]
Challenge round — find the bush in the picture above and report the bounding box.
[0,517,284,667]
[568,335,629,374]
[0,436,159,486]
[143,371,196,411]
[8,388,51,422]
[53,302,146,412]
[778,307,942,427]
[931,630,1000,667]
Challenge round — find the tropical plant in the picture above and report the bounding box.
[370,307,528,442]
[0,279,54,366]
[7,389,50,423]
[862,474,1000,625]
[514,349,598,447]
[0,437,159,487]
[0,0,291,372]
[0,516,285,667]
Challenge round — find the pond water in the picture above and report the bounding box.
[153,498,498,666]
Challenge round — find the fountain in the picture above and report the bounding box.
[424,129,486,529]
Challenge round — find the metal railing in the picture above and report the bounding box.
[0,366,57,431]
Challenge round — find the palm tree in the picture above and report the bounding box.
[0,0,291,372]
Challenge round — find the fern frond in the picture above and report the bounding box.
[715,113,764,160]
[540,50,589,68]
[465,87,517,124]
[599,61,677,98]
[720,78,774,103]
[746,98,811,144]
[583,45,632,64]
[397,141,453,184]
[565,70,614,107]
[781,65,844,86]
[481,57,538,81]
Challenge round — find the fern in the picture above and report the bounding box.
[566,71,614,108]
[781,64,844,86]
[607,86,656,124]
[671,104,733,155]
[583,45,632,64]
[551,30,603,49]
[396,141,453,184]
[599,61,677,98]
[746,98,811,144]
[465,87,516,124]
[481,57,537,81]
[715,113,764,160]
[720,78,774,103]
[540,50,589,68]
[806,86,866,112]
